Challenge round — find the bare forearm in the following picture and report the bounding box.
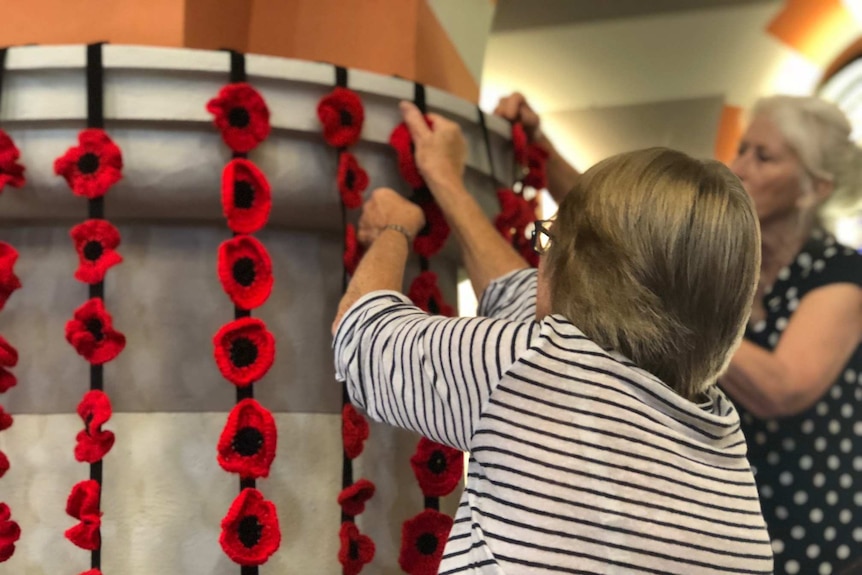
[333,229,410,334]
[721,341,802,418]
[429,178,528,297]
[535,133,580,204]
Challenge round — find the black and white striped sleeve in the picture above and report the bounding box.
[477,268,538,322]
[333,290,540,452]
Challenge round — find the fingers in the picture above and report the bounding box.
[400,101,431,140]
[494,92,527,122]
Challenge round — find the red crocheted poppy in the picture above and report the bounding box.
[65,298,126,365]
[0,130,25,193]
[339,522,375,575]
[337,478,376,517]
[0,503,21,563]
[318,87,365,149]
[220,488,281,566]
[413,200,450,258]
[218,235,273,310]
[523,144,549,191]
[213,317,275,387]
[342,403,369,459]
[0,242,21,313]
[399,509,454,575]
[337,152,369,209]
[70,220,123,284]
[409,438,463,497]
[390,118,433,189]
[496,188,539,268]
[0,451,8,479]
[54,129,123,199]
[221,159,272,234]
[0,336,18,394]
[79,571,102,575]
[65,479,101,551]
[512,123,528,167]
[206,83,271,153]
[0,406,12,431]
[74,390,115,463]
[343,224,364,277]
[407,271,454,317]
[217,398,277,480]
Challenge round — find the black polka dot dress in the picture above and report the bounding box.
[737,230,862,575]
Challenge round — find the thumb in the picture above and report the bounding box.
[400,101,431,140]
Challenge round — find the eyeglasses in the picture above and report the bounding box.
[530,219,553,255]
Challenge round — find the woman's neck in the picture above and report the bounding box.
[758,213,815,289]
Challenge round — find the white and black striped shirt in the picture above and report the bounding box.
[334,269,774,574]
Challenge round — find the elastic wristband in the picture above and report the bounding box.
[383,224,413,246]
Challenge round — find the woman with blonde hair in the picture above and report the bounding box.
[331,101,773,574]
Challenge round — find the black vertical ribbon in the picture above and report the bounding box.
[226,49,259,575]
[0,48,7,109]
[85,41,105,572]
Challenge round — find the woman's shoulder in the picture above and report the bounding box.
[791,231,861,292]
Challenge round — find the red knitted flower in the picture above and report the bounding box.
[523,144,549,191]
[399,509,454,575]
[65,298,126,365]
[343,224,364,277]
[338,522,375,575]
[337,478,376,517]
[337,152,369,209]
[342,403,369,459]
[220,488,281,566]
[206,83,271,153]
[410,438,463,497]
[79,571,102,575]
[70,220,123,284]
[213,317,275,387]
[496,188,539,268]
[217,398,277,480]
[390,118,433,189]
[54,129,123,199]
[318,87,365,149]
[0,242,22,313]
[0,451,8,479]
[0,130,25,193]
[0,406,12,431]
[65,480,101,551]
[413,200,450,258]
[217,235,273,310]
[407,271,454,317]
[512,123,528,168]
[0,503,21,563]
[0,336,18,394]
[221,159,272,234]
[74,390,115,463]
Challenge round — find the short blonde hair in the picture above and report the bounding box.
[545,148,760,401]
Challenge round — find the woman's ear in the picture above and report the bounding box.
[813,176,835,205]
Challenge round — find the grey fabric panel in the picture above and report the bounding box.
[0,223,462,415]
[0,412,457,574]
[543,95,726,167]
[492,0,776,31]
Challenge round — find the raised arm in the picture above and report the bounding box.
[400,101,528,297]
[721,283,862,418]
[493,92,580,204]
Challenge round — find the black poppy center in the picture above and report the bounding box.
[345,169,355,190]
[428,298,440,316]
[234,181,255,209]
[417,533,438,555]
[232,257,256,287]
[428,450,447,474]
[233,426,264,456]
[228,107,251,128]
[77,153,100,175]
[339,109,353,126]
[349,539,359,560]
[83,241,104,261]
[237,515,263,548]
[418,220,430,237]
[85,319,105,341]
[230,337,259,368]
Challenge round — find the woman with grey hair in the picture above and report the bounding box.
[332,101,773,573]
[721,96,862,575]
